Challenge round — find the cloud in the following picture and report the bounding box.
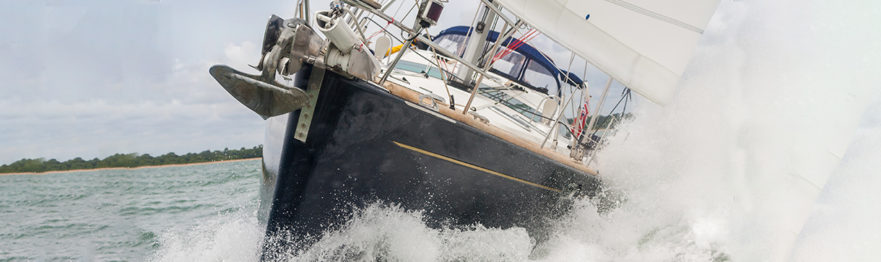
[0,39,265,164]
[0,0,289,164]
[0,69,264,164]
[0,97,263,164]
[224,41,260,69]
[0,0,628,164]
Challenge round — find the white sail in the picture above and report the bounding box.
[494,0,720,104]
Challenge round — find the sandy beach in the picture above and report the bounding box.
[0,157,262,176]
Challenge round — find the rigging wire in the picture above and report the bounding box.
[424,30,456,107]
[359,15,468,84]
[462,1,482,51]
[587,87,631,140]
[400,0,419,25]
[493,29,537,63]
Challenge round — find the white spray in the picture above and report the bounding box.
[550,0,881,260]
[152,0,881,261]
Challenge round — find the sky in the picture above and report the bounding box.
[3,0,881,258]
[0,0,626,165]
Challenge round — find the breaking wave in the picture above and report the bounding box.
[151,0,881,261]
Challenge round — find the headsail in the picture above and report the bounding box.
[493,0,720,104]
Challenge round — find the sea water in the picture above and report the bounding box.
[4,0,881,261]
[0,160,262,261]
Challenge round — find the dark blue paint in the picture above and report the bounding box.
[259,67,603,259]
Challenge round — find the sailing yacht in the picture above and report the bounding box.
[209,0,720,257]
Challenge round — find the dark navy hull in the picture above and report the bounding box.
[259,66,603,256]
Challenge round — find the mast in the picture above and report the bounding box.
[455,1,498,85]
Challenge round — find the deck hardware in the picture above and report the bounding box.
[417,94,440,111]
[294,66,326,143]
[404,101,456,123]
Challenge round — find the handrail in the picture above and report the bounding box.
[357,16,466,84]
[342,0,487,80]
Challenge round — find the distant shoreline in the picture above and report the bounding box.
[0,157,261,176]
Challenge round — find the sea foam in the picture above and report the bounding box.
[151,0,881,260]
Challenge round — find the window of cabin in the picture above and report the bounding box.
[434,34,468,57]
[491,52,526,80]
[521,60,557,92]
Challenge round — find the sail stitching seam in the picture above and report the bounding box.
[604,0,704,33]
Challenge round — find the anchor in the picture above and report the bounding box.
[210,11,379,120]
[209,15,311,120]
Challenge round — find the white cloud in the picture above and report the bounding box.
[224,41,260,69]
[0,97,262,164]
[0,0,627,164]
[0,42,265,164]
[0,1,305,164]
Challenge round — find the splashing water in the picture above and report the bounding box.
[151,0,881,261]
[150,211,264,261]
[562,0,881,260]
[790,98,881,261]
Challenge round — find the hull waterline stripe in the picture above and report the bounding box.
[392,141,561,193]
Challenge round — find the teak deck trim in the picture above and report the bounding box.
[381,81,600,176]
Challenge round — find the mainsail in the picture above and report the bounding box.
[493,0,720,104]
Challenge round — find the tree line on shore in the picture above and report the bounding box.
[0,146,262,174]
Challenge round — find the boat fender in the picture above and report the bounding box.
[374,35,391,60]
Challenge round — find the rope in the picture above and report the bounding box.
[502,30,538,59]
[492,29,538,63]
[365,18,394,42]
